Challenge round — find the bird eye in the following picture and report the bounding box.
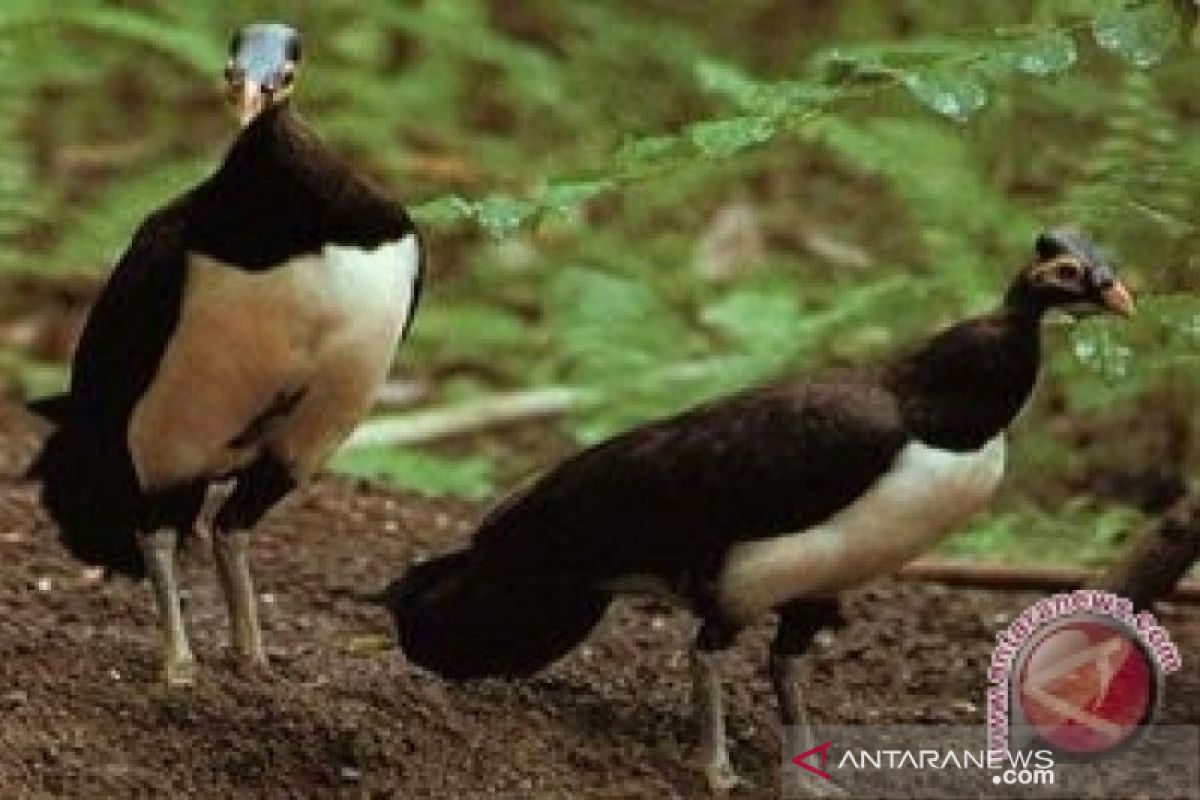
[1054,260,1082,281]
[224,62,243,85]
[280,70,295,87]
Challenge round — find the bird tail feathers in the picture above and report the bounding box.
[384,551,610,679]
[30,424,146,578]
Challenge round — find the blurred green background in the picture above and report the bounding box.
[0,1,1197,567]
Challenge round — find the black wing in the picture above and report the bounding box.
[468,376,909,586]
[33,196,196,575]
[69,197,193,437]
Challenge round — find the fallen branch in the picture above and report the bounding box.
[345,386,583,449]
[898,559,1097,593]
[347,360,733,449]
[374,379,431,410]
[1090,490,1200,610]
[900,529,1200,607]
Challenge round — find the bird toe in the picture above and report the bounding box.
[704,761,748,794]
[782,772,848,799]
[162,657,197,688]
[232,650,271,679]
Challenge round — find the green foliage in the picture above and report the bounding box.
[1,1,1197,563]
[0,349,67,399]
[1093,0,1181,67]
[329,446,496,501]
[941,497,1148,566]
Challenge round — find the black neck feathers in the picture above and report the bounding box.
[888,306,1042,450]
[187,104,414,269]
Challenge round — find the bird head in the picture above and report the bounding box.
[225,23,302,127]
[1007,229,1135,318]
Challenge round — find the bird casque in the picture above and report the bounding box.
[31,23,423,687]
[382,230,1132,791]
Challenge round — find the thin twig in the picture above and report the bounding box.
[899,555,1200,605]
[345,386,583,449]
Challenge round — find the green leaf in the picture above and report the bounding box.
[550,268,692,378]
[814,49,897,85]
[616,134,685,168]
[1001,29,1078,76]
[1071,325,1135,380]
[540,179,615,214]
[902,69,987,122]
[412,195,474,226]
[414,194,539,236]
[696,60,834,118]
[1093,1,1179,68]
[472,195,538,238]
[695,60,761,111]
[687,116,776,157]
[413,301,530,360]
[701,287,802,352]
[329,446,496,500]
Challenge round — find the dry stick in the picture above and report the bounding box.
[347,361,728,449]
[1089,491,1200,610]
[898,560,1200,604]
[346,386,582,449]
[374,379,431,410]
[899,560,1094,592]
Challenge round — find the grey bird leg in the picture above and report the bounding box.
[775,598,846,798]
[213,528,265,669]
[138,527,195,687]
[772,651,815,757]
[692,620,743,792]
[212,455,294,673]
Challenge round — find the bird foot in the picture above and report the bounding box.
[232,650,271,679]
[782,772,848,799]
[162,656,197,688]
[704,759,748,794]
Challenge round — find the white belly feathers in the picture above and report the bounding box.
[717,436,1006,620]
[128,235,419,490]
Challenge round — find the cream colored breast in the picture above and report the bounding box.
[182,236,418,349]
[717,435,1006,621]
[128,235,419,490]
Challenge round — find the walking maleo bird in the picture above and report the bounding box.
[383,231,1132,791]
[31,23,422,686]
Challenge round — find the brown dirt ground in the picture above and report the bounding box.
[0,402,1197,799]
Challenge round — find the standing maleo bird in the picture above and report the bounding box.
[383,231,1132,791]
[31,23,422,686]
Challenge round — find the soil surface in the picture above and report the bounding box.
[0,402,1196,799]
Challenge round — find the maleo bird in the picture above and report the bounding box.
[31,23,422,686]
[383,231,1132,791]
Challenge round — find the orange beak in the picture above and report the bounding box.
[1100,281,1135,317]
[237,81,266,127]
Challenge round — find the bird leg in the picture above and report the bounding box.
[212,455,294,673]
[213,528,265,671]
[772,651,815,756]
[774,598,846,798]
[692,620,743,792]
[137,527,195,687]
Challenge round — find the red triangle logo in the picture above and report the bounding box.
[791,740,833,780]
